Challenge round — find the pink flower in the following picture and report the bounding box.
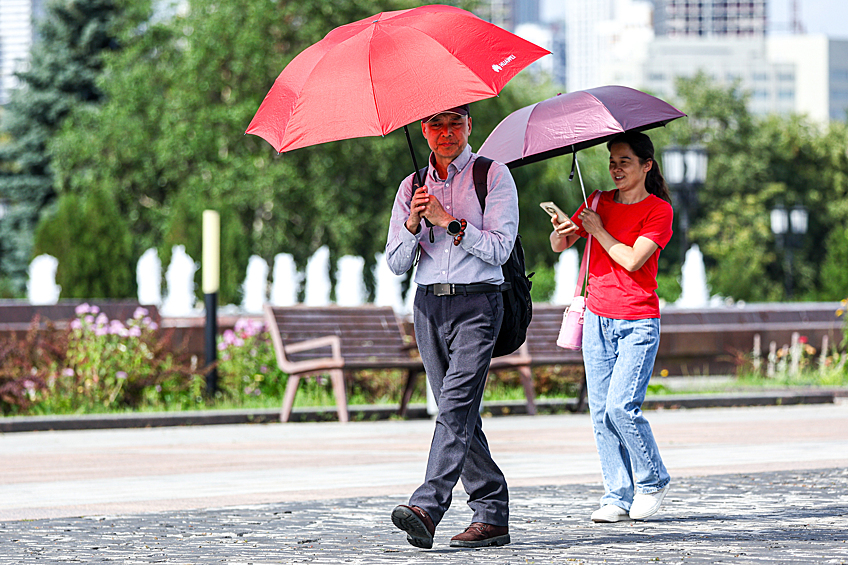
[128,327,142,338]
[234,318,264,337]
[62,368,75,377]
[84,315,95,325]
[116,371,128,380]
[148,322,158,331]
[90,305,100,315]
[133,307,149,320]
[70,319,82,330]
[75,303,91,316]
[95,327,108,337]
[95,313,109,327]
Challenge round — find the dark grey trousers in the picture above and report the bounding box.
[408,288,509,527]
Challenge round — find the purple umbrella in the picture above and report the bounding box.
[478,85,685,168]
[478,85,685,205]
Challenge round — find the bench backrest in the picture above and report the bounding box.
[512,302,843,369]
[521,305,582,362]
[266,305,415,363]
[0,301,160,330]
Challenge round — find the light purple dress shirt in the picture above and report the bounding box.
[385,145,519,285]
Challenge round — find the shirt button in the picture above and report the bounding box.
[444,249,448,253]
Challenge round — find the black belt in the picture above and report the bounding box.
[421,283,510,296]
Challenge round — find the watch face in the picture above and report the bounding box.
[447,220,461,236]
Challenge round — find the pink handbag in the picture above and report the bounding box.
[557,193,600,350]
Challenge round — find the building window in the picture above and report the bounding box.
[831,69,848,82]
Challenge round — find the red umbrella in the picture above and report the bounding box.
[246,4,550,158]
[478,86,685,168]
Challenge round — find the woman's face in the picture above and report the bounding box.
[609,142,652,195]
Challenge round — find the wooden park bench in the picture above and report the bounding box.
[488,304,587,415]
[490,301,847,414]
[264,305,425,423]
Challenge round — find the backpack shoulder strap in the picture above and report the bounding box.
[473,157,493,212]
[411,166,428,190]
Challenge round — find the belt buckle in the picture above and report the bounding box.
[433,283,453,296]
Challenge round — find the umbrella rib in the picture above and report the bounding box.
[366,23,383,134]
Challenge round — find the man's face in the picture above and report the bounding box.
[422,113,472,163]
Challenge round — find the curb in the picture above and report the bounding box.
[0,389,840,433]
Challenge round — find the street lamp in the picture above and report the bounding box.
[770,203,808,298]
[662,145,708,263]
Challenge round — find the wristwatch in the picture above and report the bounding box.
[446,219,462,236]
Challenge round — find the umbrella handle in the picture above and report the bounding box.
[570,149,589,208]
[404,125,425,188]
[405,125,434,236]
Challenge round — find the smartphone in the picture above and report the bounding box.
[540,201,570,225]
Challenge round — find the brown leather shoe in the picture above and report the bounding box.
[450,522,510,548]
[391,505,435,549]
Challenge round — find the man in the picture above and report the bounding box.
[385,104,519,549]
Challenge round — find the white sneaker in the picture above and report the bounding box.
[629,482,671,520]
[591,504,631,523]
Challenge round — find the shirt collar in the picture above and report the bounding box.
[429,144,474,181]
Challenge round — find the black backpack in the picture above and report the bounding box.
[411,158,533,357]
[472,157,533,358]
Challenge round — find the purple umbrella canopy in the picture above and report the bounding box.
[478,85,686,168]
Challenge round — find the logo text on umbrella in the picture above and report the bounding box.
[492,54,517,73]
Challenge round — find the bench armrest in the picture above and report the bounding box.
[285,335,342,359]
[264,305,345,375]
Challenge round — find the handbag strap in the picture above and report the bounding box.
[574,192,601,299]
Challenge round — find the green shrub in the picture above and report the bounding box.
[530,262,555,303]
[52,304,204,412]
[34,188,135,299]
[216,318,284,401]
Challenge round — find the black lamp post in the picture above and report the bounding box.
[202,210,220,397]
[662,146,708,263]
[770,204,808,298]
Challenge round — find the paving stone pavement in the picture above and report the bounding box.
[1,467,846,565]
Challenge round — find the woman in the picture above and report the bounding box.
[550,131,673,523]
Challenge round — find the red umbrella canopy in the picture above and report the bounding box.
[246,4,550,153]
[478,85,686,168]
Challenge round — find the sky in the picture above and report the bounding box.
[541,0,848,39]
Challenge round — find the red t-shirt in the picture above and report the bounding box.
[571,190,673,319]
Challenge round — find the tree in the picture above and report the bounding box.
[0,0,129,295]
[49,0,557,303]
[33,186,134,298]
[667,73,848,302]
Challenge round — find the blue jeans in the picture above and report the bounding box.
[582,309,670,511]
